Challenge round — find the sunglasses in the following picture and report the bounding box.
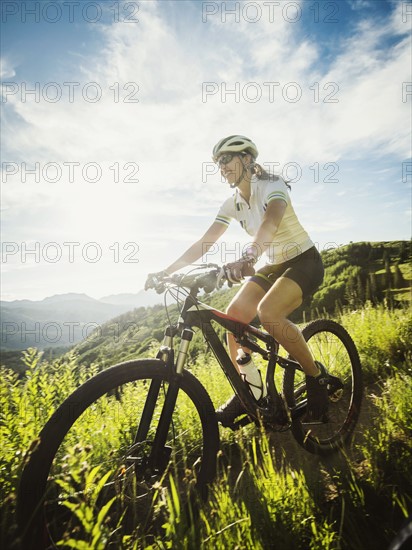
[216,153,236,166]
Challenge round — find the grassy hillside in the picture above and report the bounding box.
[1,241,410,548]
[1,305,411,549]
[1,241,411,547]
[308,240,411,318]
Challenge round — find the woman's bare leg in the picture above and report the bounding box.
[225,281,266,371]
[257,276,319,376]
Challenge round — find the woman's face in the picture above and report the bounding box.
[218,153,249,185]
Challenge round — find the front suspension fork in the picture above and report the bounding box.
[133,326,194,471]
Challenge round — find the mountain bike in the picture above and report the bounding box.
[17,265,362,549]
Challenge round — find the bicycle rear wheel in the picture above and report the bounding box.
[17,359,219,549]
[283,319,362,454]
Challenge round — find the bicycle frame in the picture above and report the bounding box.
[158,289,307,428]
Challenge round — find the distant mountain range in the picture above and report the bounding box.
[0,290,162,351]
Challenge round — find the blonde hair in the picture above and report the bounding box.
[251,162,291,189]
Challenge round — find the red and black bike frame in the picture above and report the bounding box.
[161,292,306,425]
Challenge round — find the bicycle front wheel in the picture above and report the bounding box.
[283,319,362,454]
[17,359,219,549]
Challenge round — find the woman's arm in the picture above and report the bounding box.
[164,221,228,274]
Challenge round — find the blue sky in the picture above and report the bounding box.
[1,0,411,301]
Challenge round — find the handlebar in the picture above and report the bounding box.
[146,255,257,295]
[146,264,227,295]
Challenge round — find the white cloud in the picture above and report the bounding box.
[347,0,373,11]
[0,56,16,79]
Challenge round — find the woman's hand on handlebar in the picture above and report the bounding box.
[223,255,256,285]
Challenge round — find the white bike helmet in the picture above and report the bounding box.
[212,135,259,162]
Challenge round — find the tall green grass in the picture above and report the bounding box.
[339,303,411,380]
[1,305,411,549]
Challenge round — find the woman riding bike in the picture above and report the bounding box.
[146,135,327,426]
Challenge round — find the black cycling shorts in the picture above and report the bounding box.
[250,246,324,299]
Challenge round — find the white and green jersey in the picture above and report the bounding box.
[215,175,314,264]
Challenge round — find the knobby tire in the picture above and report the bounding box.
[17,359,219,549]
